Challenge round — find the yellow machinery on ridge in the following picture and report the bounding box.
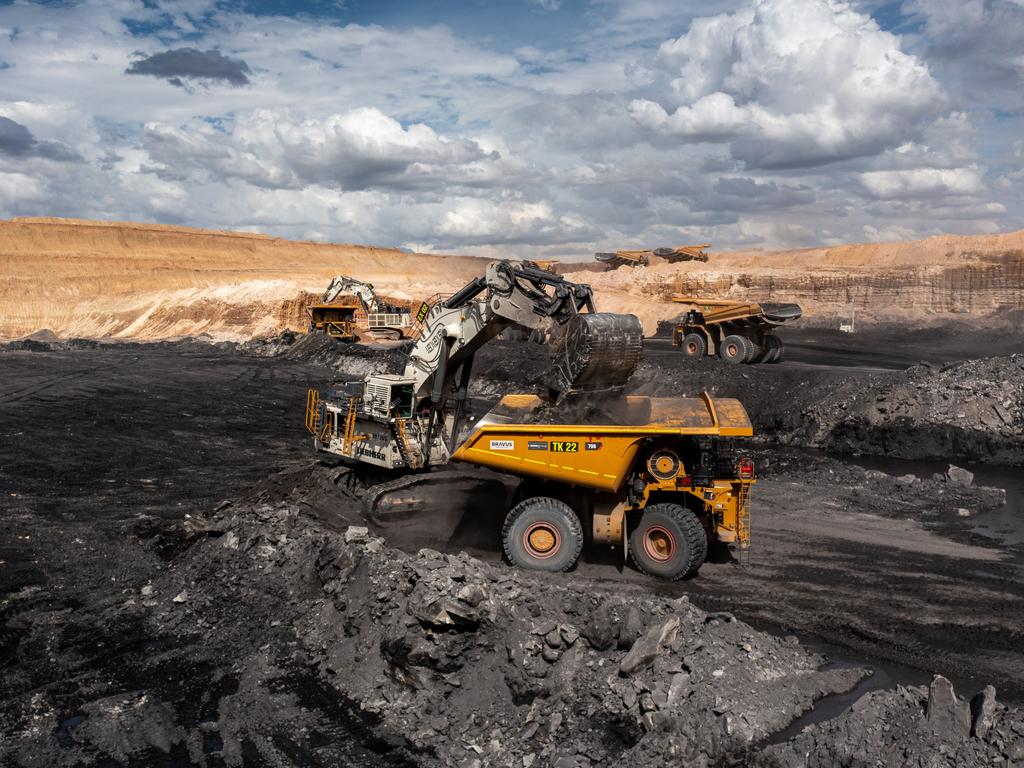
[595,244,711,269]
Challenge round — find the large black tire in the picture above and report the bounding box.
[680,332,706,359]
[719,334,748,365]
[502,497,583,573]
[740,335,759,363]
[628,504,708,580]
[748,337,770,363]
[763,335,783,363]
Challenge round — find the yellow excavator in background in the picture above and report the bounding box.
[309,275,413,341]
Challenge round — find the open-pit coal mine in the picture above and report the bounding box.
[2,321,1023,768]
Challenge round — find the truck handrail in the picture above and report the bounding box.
[700,390,719,430]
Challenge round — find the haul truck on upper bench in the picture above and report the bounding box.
[305,260,756,580]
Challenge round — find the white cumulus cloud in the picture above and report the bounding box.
[859,167,985,199]
[142,107,499,191]
[630,0,945,168]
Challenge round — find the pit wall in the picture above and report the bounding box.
[4,217,1024,340]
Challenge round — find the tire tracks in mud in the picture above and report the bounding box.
[0,359,138,405]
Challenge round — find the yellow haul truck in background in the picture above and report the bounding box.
[309,303,360,341]
[671,296,802,364]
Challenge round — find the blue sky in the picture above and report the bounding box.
[0,0,1022,257]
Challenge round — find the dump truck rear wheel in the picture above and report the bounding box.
[740,336,758,363]
[763,335,783,363]
[629,504,708,580]
[502,497,583,573]
[720,335,748,365]
[680,333,706,359]
[749,337,770,363]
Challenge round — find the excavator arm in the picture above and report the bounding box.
[313,259,643,472]
[404,260,633,402]
[321,275,380,313]
[403,260,642,462]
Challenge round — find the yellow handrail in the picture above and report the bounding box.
[305,389,320,435]
[736,482,751,551]
[342,397,358,456]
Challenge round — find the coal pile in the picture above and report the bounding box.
[3,484,869,767]
[798,354,1024,464]
[9,480,1021,768]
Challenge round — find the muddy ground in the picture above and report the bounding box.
[1,326,1023,766]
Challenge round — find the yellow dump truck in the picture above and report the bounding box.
[595,244,710,270]
[449,392,753,579]
[309,303,360,341]
[671,296,802,364]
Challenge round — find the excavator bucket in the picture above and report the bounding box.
[549,312,643,396]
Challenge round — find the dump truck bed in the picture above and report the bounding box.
[671,296,802,327]
[451,393,752,493]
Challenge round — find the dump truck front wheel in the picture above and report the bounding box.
[681,332,706,359]
[503,497,583,573]
[629,504,708,580]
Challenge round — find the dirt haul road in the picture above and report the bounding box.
[1,335,1022,766]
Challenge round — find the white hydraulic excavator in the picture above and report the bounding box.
[306,259,644,471]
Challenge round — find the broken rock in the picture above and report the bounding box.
[582,602,617,651]
[344,525,370,543]
[946,465,974,487]
[619,606,644,650]
[926,675,971,738]
[619,617,680,675]
[971,685,997,738]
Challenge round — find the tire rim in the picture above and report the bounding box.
[686,341,698,354]
[524,522,561,559]
[643,525,676,563]
[725,343,739,358]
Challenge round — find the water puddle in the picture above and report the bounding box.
[765,661,923,744]
[832,452,1024,546]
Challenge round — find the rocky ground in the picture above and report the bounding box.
[1,329,1022,766]
[5,471,1022,767]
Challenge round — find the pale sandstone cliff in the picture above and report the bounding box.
[565,232,1024,334]
[2,217,1022,340]
[0,218,486,340]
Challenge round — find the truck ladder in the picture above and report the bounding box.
[305,389,320,435]
[736,481,751,552]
